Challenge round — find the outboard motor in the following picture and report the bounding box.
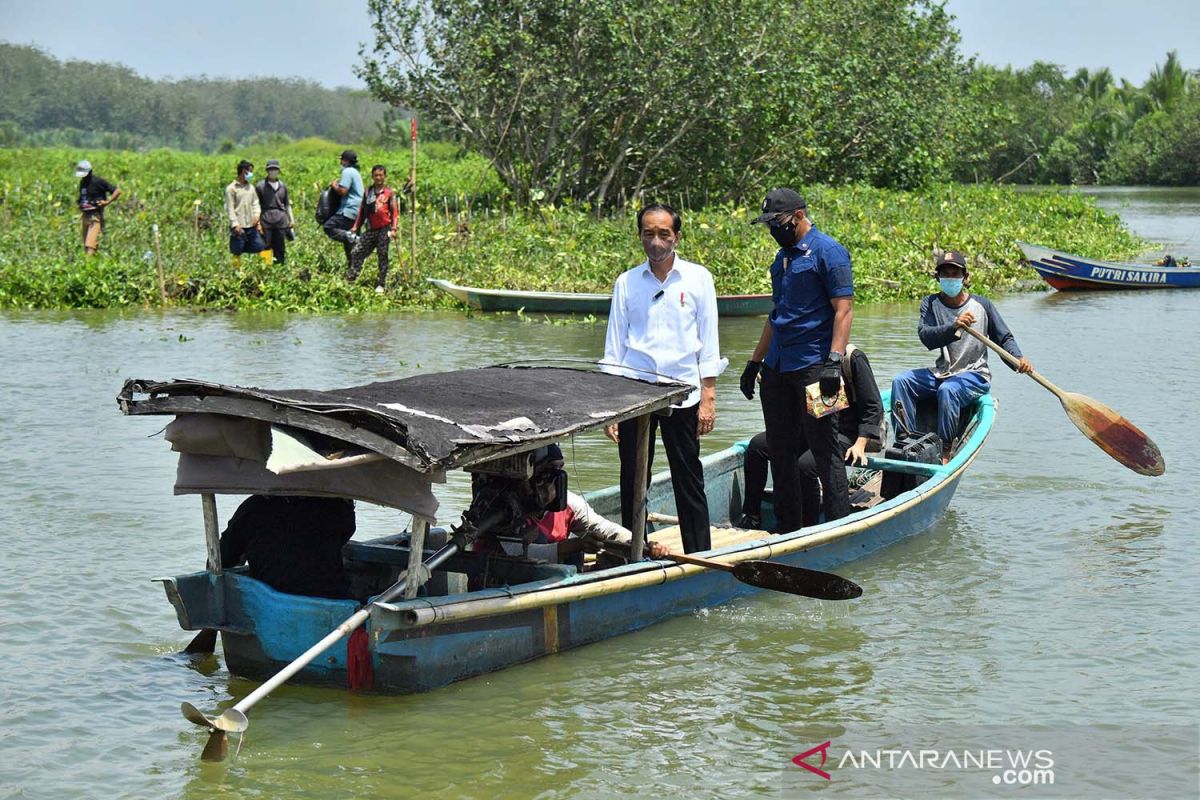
[462,444,568,551]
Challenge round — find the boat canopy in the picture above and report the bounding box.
[118,366,691,518]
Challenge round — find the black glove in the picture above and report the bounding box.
[819,359,842,398]
[740,360,762,400]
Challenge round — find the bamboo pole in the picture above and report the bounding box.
[410,116,417,282]
[387,443,989,631]
[152,223,167,307]
[403,517,429,600]
[201,493,224,624]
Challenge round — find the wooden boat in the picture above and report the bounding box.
[427,278,774,316]
[1019,241,1200,290]
[119,365,993,697]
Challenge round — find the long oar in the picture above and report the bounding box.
[962,326,1165,476]
[181,539,463,761]
[663,550,862,600]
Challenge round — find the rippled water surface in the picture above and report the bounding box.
[1,189,1197,798]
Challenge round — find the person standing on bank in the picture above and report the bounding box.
[75,160,120,256]
[323,149,364,265]
[255,159,294,265]
[740,188,854,532]
[602,204,724,554]
[348,165,400,292]
[890,251,1033,462]
[224,159,266,264]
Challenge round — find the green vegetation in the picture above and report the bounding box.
[950,52,1200,185]
[0,43,387,151]
[0,147,1145,312]
[361,0,969,200]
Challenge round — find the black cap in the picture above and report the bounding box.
[532,443,564,469]
[265,158,281,171]
[340,149,358,164]
[935,250,968,271]
[751,188,807,224]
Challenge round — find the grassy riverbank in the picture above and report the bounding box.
[0,147,1147,312]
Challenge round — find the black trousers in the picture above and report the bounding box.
[759,364,850,532]
[743,430,853,527]
[322,214,355,262]
[263,227,288,264]
[617,405,711,553]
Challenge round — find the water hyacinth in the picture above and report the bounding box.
[0,146,1146,312]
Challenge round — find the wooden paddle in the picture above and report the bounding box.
[962,326,1165,476]
[663,550,863,600]
[606,538,861,600]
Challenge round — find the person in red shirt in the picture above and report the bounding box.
[472,445,670,566]
[349,165,401,292]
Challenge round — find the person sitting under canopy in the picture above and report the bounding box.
[219,494,356,599]
[471,444,669,567]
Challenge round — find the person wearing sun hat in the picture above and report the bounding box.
[255,158,294,265]
[890,249,1034,462]
[75,159,121,256]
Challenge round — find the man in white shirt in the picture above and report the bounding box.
[602,204,724,553]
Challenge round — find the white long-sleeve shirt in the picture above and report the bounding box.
[602,256,725,407]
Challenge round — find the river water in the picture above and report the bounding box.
[1,189,1197,799]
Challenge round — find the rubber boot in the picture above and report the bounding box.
[259,249,273,266]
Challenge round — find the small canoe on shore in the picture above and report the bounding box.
[1019,242,1200,290]
[428,278,774,315]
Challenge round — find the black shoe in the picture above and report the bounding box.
[734,513,761,530]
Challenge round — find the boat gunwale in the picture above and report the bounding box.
[1017,241,1196,276]
[374,395,995,628]
[427,277,772,303]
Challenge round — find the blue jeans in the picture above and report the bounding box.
[890,368,989,446]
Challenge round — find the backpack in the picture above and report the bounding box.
[315,188,337,225]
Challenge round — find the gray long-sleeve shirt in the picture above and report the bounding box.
[917,293,1023,381]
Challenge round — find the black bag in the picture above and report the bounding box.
[880,432,942,500]
[315,188,337,225]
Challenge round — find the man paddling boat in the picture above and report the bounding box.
[891,250,1033,462]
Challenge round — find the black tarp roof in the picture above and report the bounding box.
[119,366,691,473]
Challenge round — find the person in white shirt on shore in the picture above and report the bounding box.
[602,204,725,553]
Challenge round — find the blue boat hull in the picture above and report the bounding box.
[161,394,993,694]
[1019,241,1200,290]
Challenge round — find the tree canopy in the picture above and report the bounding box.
[0,43,387,150]
[358,0,970,205]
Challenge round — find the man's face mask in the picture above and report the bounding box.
[640,231,676,264]
[768,211,798,248]
[939,277,964,296]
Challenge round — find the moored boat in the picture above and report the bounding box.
[427,278,774,315]
[119,365,994,700]
[1019,241,1200,290]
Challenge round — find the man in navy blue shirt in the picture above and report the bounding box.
[740,188,854,532]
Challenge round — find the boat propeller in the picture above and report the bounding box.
[181,702,249,762]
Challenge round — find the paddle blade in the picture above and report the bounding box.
[200,730,229,762]
[731,560,863,600]
[1061,392,1165,476]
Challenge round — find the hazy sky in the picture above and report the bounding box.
[1,0,1197,88]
